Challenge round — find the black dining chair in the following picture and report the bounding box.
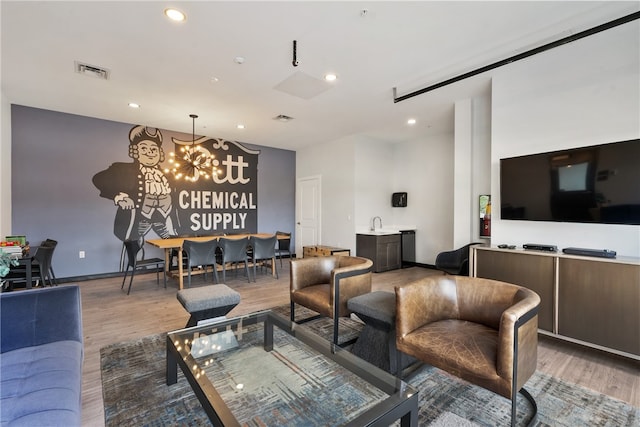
[216,237,251,283]
[182,239,219,287]
[122,238,166,295]
[6,244,56,288]
[39,239,58,284]
[32,245,56,287]
[249,235,278,281]
[435,242,484,276]
[275,231,291,267]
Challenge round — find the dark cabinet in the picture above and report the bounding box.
[472,246,640,358]
[356,234,401,273]
[474,249,555,332]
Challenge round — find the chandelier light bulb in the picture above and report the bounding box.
[166,113,218,182]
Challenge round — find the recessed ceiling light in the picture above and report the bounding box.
[210,77,219,83]
[234,56,245,64]
[324,73,337,82]
[128,102,140,109]
[164,8,186,22]
[236,124,245,129]
[407,118,417,125]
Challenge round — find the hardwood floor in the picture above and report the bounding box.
[73,263,638,426]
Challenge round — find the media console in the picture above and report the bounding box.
[470,245,639,360]
[562,247,616,258]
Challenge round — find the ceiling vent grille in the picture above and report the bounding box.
[75,61,110,80]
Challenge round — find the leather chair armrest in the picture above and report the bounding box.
[331,257,373,317]
[497,288,540,383]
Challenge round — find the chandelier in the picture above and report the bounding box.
[167,114,217,182]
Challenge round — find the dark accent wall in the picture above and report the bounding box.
[11,105,295,278]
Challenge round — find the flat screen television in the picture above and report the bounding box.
[500,139,640,225]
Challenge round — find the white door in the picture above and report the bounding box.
[296,175,321,256]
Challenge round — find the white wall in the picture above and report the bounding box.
[392,131,455,264]
[491,20,640,257]
[296,101,491,265]
[453,99,474,247]
[354,138,395,231]
[297,129,464,265]
[0,91,11,238]
[296,135,357,251]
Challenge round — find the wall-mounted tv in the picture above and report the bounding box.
[500,139,640,225]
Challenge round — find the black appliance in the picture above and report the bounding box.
[392,192,407,207]
[400,230,415,267]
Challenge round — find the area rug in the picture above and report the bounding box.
[101,307,639,426]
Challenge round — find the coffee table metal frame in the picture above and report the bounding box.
[166,309,418,427]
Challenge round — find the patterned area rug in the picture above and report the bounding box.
[101,307,639,426]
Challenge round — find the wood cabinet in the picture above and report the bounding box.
[303,245,350,257]
[557,258,639,356]
[474,249,555,332]
[471,246,640,359]
[356,234,401,273]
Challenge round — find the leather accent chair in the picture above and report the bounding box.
[435,242,483,275]
[290,255,373,345]
[395,276,540,426]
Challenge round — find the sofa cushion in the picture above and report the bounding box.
[0,340,83,426]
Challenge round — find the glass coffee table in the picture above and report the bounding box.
[166,310,418,426]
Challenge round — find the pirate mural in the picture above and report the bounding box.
[93,126,177,242]
[93,124,260,244]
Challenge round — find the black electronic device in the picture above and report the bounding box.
[500,139,640,225]
[392,192,407,207]
[523,243,558,252]
[562,247,617,258]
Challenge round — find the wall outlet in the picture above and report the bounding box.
[79,250,85,259]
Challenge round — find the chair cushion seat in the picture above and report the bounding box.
[291,284,332,317]
[0,340,83,426]
[177,284,240,313]
[347,291,396,327]
[399,319,504,390]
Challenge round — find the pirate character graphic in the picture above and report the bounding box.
[93,126,177,241]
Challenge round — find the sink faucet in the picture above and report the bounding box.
[371,216,382,231]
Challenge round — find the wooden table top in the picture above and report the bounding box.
[147,233,281,249]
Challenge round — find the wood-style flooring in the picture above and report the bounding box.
[68,262,639,425]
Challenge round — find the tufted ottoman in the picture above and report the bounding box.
[347,291,415,375]
[177,285,241,327]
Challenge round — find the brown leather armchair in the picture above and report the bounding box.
[290,255,373,345]
[395,276,540,426]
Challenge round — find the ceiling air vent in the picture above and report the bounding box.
[273,114,294,122]
[75,61,110,80]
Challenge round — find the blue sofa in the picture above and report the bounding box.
[0,285,83,426]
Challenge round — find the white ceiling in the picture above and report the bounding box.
[2,1,638,151]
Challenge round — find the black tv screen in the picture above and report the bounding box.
[500,139,640,225]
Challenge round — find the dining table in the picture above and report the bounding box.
[146,233,281,290]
